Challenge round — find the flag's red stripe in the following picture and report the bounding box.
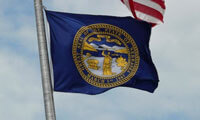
[121,0,137,18]
[129,0,138,19]
[133,1,163,21]
[151,0,166,9]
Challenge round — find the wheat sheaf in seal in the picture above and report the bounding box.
[72,23,140,88]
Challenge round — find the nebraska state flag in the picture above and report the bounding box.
[46,10,159,95]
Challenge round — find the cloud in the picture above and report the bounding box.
[44,0,132,16]
[0,47,45,120]
[0,0,37,53]
[0,0,44,119]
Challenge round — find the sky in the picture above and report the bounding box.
[0,0,200,120]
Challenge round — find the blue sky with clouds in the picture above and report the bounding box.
[0,0,200,120]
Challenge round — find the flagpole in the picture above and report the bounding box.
[34,0,56,120]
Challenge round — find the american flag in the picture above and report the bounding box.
[121,0,166,26]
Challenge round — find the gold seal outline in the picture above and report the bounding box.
[72,24,140,88]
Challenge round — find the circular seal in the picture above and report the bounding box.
[72,24,139,88]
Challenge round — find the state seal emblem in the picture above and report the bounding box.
[72,24,140,88]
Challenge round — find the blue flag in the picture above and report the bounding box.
[46,10,159,95]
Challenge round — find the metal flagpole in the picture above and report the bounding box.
[34,0,56,120]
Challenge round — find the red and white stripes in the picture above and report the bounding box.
[121,0,166,26]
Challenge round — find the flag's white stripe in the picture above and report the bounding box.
[124,0,131,10]
[135,10,162,24]
[134,0,165,15]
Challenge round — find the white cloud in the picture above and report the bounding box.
[44,0,132,16]
[0,15,38,53]
[0,0,38,53]
[0,47,45,120]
